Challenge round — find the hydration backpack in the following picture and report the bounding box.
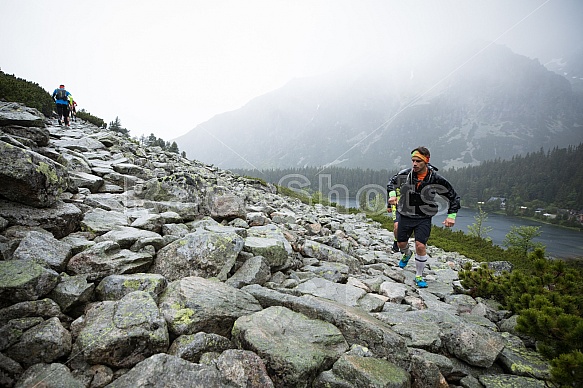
[56,89,67,101]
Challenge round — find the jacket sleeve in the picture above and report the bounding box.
[437,175,460,215]
[387,169,409,197]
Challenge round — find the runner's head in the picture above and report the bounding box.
[411,146,430,173]
[59,84,65,89]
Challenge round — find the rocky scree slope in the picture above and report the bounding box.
[0,101,553,387]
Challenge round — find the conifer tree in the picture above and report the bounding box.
[503,225,544,256]
[108,116,129,135]
[467,206,493,240]
[168,141,179,154]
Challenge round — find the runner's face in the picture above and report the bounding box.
[411,157,426,173]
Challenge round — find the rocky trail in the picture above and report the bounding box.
[0,101,552,387]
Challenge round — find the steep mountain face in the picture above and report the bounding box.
[544,45,583,93]
[178,43,583,171]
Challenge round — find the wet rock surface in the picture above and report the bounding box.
[0,102,552,387]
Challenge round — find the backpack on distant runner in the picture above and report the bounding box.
[56,89,67,101]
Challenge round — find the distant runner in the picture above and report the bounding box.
[68,94,77,122]
[52,84,71,126]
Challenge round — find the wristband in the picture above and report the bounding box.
[447,213,457,220]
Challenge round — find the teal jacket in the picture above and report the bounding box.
[52,88,71,105]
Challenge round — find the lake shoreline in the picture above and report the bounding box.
[461,207,583,233]
[448,208,583,260]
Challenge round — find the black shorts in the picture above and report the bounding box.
[396,215,432,244]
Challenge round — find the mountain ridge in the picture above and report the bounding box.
[177,43,583,171]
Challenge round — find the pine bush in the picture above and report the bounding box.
[76,109,106,128]
[459,249,583,386]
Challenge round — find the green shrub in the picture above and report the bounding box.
[550,350,583,387]
[0,71,54,116]
[76,109,106,128]
[459,249,583,386]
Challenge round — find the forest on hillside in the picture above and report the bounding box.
[231,143,583,214]
[446,144,583,212]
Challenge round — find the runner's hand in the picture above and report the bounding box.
[442,218,455,228]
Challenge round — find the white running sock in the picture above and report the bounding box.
[415,255,428,277]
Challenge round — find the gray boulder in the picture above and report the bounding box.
[302,239,361,273]
[225,255,271,288]
[379,280,408,304]
[60,149,93,173]
[53,136,106,152]
[479,374,546,387]
[0,352,24,387]
[243,236,289,268]
[74,291,168,368]
[5,317,72,366]
[232,305,349,387]
[0,298,64,323]
[60,232,95,255]
[247,224,293,254]
[1,124,50,146]
[69,171,105,193]
[161,222,190,237]
[0,199,82,238]
[105,353,238,388]
[81,208,129,235]
[0,316,44,351]
[314,354,410,387]
[243,285,409,366]
[152,228,244,281]
[143,199,200,222]
[440,322,506,368]
[130,213,165,233]
[208,192,246,221]
[48,273,95,313]
[0,101,45,127]
[497,333,551,380]
[94,226,165,251]
[159,276,262,337]
[67,240,153,281]
[12,230,73,271]
[0,261,59,307]
[215,349,274,388]
[0,140,69,207]
[96,273,167,301]
[295,277,367,307]
[168,332,234,363]
[303,261,350,283]
[83,192,125,211]
[112,163,152,180]
[14,363,84,388]
[137,175,203,204]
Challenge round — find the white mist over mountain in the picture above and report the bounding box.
[1,0,582,141]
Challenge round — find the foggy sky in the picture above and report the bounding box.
[1,0,581,141]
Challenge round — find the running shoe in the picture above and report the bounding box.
[415,276,427,288]
[398,251,412,268]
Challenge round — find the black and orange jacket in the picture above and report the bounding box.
[387,167,460,218]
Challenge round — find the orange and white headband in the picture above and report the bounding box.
[411,150,429,163]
